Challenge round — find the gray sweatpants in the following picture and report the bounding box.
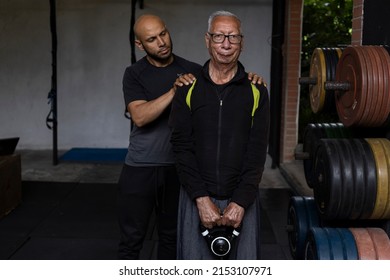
[177,187,261,259]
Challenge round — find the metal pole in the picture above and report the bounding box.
[48,0,58,165]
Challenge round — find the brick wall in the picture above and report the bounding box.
[279,0,362,163]
[352,0,364,45]
[280,0,303,163]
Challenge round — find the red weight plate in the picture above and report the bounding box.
[335,46,367,127]
[354,46,372,127]
[376,46,390,125]
[364,46,381,127]
[371,46,387,127]
[366,228,390,260]
[349,228,376,260]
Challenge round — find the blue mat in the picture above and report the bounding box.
[60,148,127,163]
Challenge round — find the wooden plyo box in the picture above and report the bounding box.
[0,154,22,219]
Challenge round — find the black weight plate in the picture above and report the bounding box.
[347,139,367,219]
[335,139,354,219]
[360,139,378,219]
[303,123,327,188]
[324,48,337,113]
[313,139,343,220]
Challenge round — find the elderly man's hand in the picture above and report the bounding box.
[196,196,222,229]
[221,202,245,228]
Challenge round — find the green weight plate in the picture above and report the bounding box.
[323,123,335,138]
[328,122,344,138]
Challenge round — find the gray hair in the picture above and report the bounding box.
[207,10,242,33]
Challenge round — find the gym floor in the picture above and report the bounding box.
[0,150,309,260]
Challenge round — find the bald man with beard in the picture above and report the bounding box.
[117,14,201,260]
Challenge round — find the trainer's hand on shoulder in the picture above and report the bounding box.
[248,72,267,86]
[173,73,196,92]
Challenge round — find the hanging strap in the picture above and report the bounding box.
[125,0,144,123]
[129,0,144,64]
[46,89,56,129]
[46,0,58,130]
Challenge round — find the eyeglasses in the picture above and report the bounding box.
[207,33,243,44]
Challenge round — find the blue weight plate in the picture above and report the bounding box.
[338,228,359,260]
[305,227,331,260]
[324,228,345,259]
[287,196,320,259]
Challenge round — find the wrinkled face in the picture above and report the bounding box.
[135,17,173,66]
[205,16,243,66]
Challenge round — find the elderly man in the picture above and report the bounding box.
[169,11,270,259]
[118,13,264,260]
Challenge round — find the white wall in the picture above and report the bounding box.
[0,0,272,150]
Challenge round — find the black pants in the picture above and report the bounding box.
[117,164,180,259]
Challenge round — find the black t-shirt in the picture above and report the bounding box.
[122,55,201,166]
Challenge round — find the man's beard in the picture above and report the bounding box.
[144,42,174,64]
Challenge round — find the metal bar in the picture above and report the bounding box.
[49,0,58,165]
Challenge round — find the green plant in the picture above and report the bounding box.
[299,0,353,142]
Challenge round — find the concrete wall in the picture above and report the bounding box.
[0,0,272,150]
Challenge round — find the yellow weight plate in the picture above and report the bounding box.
[335,47,343,58]
[309,48,326,113]
[366,138,389,219]
[379,139,390,219]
